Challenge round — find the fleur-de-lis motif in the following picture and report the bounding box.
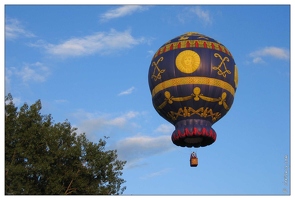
[151,57,165,81]
[212,53,231,78]
[179,36,189,40]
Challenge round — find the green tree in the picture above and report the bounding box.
[5,93,127,195]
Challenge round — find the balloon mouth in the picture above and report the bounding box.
[184,137,203,144]
[171,119,217,148]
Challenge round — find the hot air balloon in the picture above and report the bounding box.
[148,32,238,166]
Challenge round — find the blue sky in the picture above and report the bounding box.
[2,2,292,197]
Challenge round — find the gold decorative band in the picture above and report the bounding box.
[157,88,229,110]
[167,106,221,122]
[154,40,232,58]
[151,77,235,97]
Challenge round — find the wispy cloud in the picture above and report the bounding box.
[118,86,135,96]
[7,62,50,83]
[99,5,148,22]
[71,109,176,168]
[140,168,172,180]
[249,46,289,64]
[54,99,68,104]
[106,111,138,127]
[5,18,35,40]
[177,6,213,26]
[73,110,139,135]
[31,29,145,58]
[191,6,212,25]
[5,95,22,107]
[154,123,174,134]
[113,135,174,168]
[147,50,154,57]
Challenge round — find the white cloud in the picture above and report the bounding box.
[5,18,35,40]
[177,6,212,26]
[140,168,172,180]
[34,29,145,58]
[71,109,176,168]
[113,135,175,168]
[249,46,289,64]
[118,86,135,96]
[8,62,50,83]
[147,50,154,57]
[252,57,265,64]
[5,95,22,107]
[191,6,212,25]
[54,99,68,103]
[73,110,139,135]
[154,123,174,134]
[106,111,139,127]
[99,5,148,22]
[5,68,13,92]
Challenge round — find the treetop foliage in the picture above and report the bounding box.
[5,93,127,195]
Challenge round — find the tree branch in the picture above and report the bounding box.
[64,169,80,195]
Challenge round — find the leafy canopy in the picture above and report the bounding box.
[5,93,127,195]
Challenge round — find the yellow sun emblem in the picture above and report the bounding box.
[175,50,201,74]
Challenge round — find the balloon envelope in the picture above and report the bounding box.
[148,32,238,148]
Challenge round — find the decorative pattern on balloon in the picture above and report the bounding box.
[212,53,231,78]
[175,50,200,73]
[157,88,229,111]
[167,106,221,122]
[152,77,235,97]
[154,39,232,58]
[151,57,165,81]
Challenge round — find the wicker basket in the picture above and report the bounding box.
[190,157,198,167]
